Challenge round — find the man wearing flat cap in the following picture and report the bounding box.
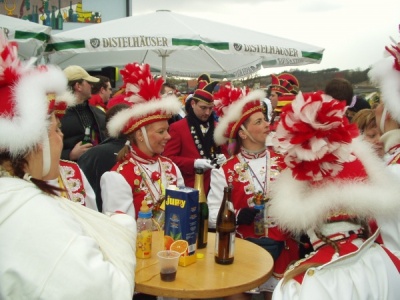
[61,65,107,161]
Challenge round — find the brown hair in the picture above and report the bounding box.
[0,153,61,196]
[232,116,252,155]
[116,132,138,162]
[324,78,354,105]
[91,75,111,94]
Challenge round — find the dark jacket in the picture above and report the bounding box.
[61,102,107,160]
[77,137,126,212]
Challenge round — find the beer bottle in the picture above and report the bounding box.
[215,185,236,264]
[56,0,63,30]
[194,168,208,249]
[68,1,74,22]
[82,127,91,145]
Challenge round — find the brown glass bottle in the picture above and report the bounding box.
[194,168,209,249]
[215,185,236,264]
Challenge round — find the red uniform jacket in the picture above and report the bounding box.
[163,118,212,192]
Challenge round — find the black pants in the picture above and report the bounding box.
[245,237,284,261]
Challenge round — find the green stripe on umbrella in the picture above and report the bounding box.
[14,31,50,42]
[172,38,229,50]
[45,40,85,52]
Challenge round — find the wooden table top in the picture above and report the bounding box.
[135,231,274,299]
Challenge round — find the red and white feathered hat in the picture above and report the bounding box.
[270,73,299,113]
[270,73,299,95]
[213,83,266,145]
[269,91,400,234]
[0,33,74,158]
[368,31,400,125]
[107,63,182,137]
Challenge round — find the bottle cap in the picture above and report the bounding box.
[195,168,204,174]
[138,200,152,218]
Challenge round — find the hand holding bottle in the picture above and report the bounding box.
[236,207,259,225]
[194,159,215,170]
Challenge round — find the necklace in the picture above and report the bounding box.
[240,149,271,204]
[133,157,165,205]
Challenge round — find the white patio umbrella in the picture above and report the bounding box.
[0,15,51,60]
[45,10,324,79]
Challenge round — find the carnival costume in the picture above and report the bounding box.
[46,159,98,210]
[101,63,184,221]
[368,31,400,257]
[102,144,184,219]
[0,34,136,299]
[209,84,296,292]
[163,80,221,192]
[269,91,400,300]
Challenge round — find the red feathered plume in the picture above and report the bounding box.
[120,63,164,104]
[213,83,247,118]
[0,35,23,117]
[273,92,359,181]
[385,43,400,71]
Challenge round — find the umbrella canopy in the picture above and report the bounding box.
[0,15,51,60]
[45,10,324,79]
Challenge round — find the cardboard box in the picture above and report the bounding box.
[164,186,198,266]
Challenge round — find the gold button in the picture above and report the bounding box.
[307,269,315,276]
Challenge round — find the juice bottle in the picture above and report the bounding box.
[136,200,152,258]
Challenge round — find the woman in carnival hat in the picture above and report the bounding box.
[101,62,184,226]
[0,34,136,299]
[43,92,98,210]
[367,28,400,260]
[269,91,400,299]
[207,84,298,300]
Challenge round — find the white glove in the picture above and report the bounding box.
[216,154,227,166]
[194,159,215,170]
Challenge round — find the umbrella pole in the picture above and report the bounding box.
[161,55,167,79]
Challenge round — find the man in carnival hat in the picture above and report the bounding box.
[269,90,400,299]
[269,73,299,126]
[163,79,226,193]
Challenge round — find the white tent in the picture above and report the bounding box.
[46,10,324,79]
[0,15,51,60]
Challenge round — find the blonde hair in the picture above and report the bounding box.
[351,108,377,134]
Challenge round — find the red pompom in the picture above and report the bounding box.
[151,171,161,181]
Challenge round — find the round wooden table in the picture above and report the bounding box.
[135,231,274,299]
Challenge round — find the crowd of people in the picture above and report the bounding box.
[2,26,400,300]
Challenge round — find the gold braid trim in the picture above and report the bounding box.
[124,114,171,135]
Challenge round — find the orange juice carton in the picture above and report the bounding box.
[164,186,198,266]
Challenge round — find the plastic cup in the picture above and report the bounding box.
[157,250,180,282]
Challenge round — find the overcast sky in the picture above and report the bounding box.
[132,0,399,76]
